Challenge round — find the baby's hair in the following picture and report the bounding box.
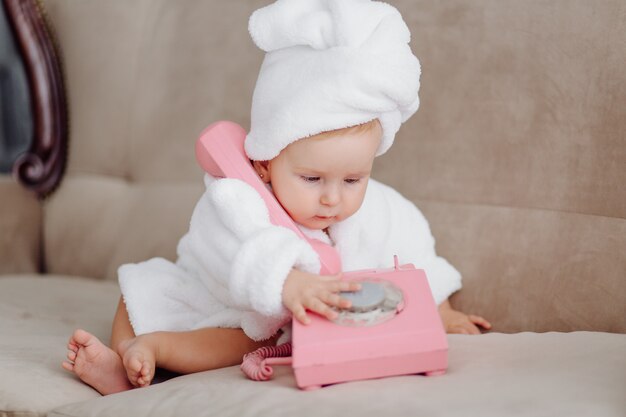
[312,119,381,140]
[252,119,382,163]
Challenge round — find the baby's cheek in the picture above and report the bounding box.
[341,199,364,219]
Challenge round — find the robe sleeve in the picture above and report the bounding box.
[181,176,320,319]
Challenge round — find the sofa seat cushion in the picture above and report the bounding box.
[49,332,626,417]
[2,276,624,417]
[0,275,120,416]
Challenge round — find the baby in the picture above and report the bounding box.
[63,0,490,395]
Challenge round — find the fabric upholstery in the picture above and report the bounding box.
[50,331,626,417]
[417,200,626,333]
[41,0,266,279]
[44,177,202,281]
[36,0,626,334]
[1,276,624,417]
[0,176,40,274]
[376,0,626,219]
[42,0,264,181]
[0,276,118,416]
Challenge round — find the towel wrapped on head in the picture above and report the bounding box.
[245,0,421,161]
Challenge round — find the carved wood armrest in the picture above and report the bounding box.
[3,0,68,198]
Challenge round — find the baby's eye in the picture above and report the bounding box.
[301,176,320,183]
[344,178,360,184]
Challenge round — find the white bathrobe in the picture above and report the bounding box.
[119,175,462,341]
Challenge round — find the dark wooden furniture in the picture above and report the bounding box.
[3,0,67,197]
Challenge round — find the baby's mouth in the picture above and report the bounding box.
[314,215,335,221]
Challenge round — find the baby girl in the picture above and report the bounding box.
[63,0,490,395]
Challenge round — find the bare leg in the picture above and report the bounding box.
[111,295,136,353]
[65,296,278,392]
[111,297,278,385]
[118,328,278,383]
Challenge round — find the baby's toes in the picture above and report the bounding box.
[449,326,470,335]
[62,360,74,372]
[124,355,144,386]
[137,361,153,387]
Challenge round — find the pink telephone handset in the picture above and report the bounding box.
[195,120,342,275]
[196,121,448,390]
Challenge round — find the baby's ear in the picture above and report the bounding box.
[252,160,271,183]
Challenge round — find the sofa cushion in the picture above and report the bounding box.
[40,0,267,282]
[416,200,626,333]
[0,275,119,416]
[42,0,265,182]
[0,177,41,275]
[48,331,626,417]
[43,177,203,281]
[1,276,624,417]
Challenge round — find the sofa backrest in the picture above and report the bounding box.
[41,0,266,279]
[40,0,625,333]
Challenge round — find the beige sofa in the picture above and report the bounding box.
[1,0,625,416]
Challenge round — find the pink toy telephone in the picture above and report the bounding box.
[196,121,448,390]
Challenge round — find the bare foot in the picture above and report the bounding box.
[62,329,134,395]
[118,335,157,388]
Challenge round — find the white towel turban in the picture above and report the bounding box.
[244,0,421,161]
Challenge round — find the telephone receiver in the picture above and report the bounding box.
[195,120,342,275]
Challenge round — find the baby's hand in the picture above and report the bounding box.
[282,269,361,324]
[438,300,492,335]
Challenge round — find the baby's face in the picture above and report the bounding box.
[255,122,382,230]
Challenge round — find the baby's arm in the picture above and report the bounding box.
[205,177,364,337]
[362,182,491,333]
[282,270,361,324]
[438,299,491,334]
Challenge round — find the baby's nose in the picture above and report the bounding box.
[320,185,340,206]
